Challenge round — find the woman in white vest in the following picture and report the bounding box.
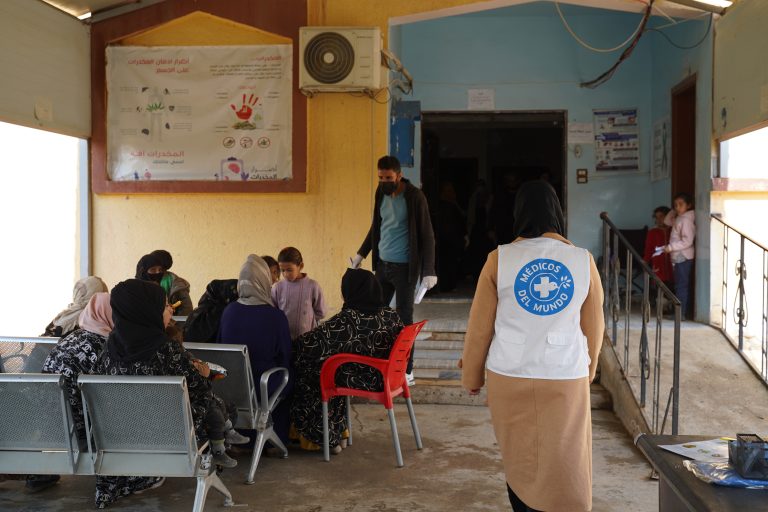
[461,180,604,512]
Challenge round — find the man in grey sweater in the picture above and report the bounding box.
[350,156,437,384]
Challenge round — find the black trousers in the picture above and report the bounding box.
[508,484,541,512]
[375,260,415,373]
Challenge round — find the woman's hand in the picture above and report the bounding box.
[458,359,482,395]
[192,359,211,378]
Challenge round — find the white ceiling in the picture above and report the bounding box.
[42,0,729,21]
[41,0,165,19]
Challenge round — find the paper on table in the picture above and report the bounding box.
[659,438,731,463]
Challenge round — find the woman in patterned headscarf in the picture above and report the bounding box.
[42,276,108,337]
[290,268,403,453]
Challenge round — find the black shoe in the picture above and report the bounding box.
[25,474,60,493]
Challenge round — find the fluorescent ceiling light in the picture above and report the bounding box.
[77,12,92,20]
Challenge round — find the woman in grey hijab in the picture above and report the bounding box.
[218,254,292,442]
[43,276,108,337]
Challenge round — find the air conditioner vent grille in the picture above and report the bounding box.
[303,32,356,84]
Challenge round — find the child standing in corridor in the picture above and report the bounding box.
[272,247,327,340]
[664,193,696,320]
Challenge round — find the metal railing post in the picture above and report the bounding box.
[599,212,682,435]
[672,303,681,435]
[737,235,746,351]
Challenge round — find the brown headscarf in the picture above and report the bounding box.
[77,292,114,337]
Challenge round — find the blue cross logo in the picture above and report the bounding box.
[514,258,575,316]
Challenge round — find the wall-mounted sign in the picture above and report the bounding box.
[467,88,495,110]
[106,45,292,182]
[652,117,671,182]
[593,108,639,172]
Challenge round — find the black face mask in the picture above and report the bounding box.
[379,181,398,196]
[146,272,164,283]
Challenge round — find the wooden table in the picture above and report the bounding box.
[635,434,768,512]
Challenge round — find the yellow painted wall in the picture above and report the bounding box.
[93,1,488,310]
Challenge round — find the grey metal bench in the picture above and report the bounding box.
[0,336,58,373]
[79,374,234,511]
[184,342,289,484]
[0,373,235,511]
[0,373,86,475]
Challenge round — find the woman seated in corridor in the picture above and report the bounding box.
[42,276,108,337]
[218,254,293,444]
[94,279,214,509]
[135,249,193,316]
[43,292,113,438]
[290,268,403,453]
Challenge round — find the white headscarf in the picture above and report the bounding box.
[237,254,274,306]
[50,276,108,333]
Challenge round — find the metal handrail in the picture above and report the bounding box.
[600,212,681,304]
[710,214,768,386]
[600,212,681,435]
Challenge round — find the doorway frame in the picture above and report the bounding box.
[419,109,569,236]
[671,74,697,200]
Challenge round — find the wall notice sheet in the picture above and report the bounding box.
[106,45,292,182]
[593,108,639,171]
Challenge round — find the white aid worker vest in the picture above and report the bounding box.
[487,237,591,380]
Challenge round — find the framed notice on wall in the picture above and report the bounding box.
[106,45,292,183]
[593,108,639,172]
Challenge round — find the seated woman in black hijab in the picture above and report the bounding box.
[94,279,215,509]
[290,269,404,453]
[135,250,193,316]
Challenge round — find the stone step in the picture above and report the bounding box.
[413,348,462,360]
[415,339,464,350]
[412,357,460,370]
[419,331,466,341]
[408,378,613,410]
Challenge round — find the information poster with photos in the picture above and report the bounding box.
[106,45,292,182]
[593,108,639,172]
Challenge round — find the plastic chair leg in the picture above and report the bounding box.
[405,397,423,450]
[345,395,353,447]
[245,430,267,484]
[387,407,404,467]
[322,401,330,462]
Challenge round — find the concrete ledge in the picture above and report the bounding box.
[598,335,651,438]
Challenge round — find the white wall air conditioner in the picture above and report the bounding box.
[299,27,385,95]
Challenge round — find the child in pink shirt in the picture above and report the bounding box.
[663,193,696,319]
[271,247,327,340]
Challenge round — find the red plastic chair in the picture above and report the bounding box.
[319,320,427,467]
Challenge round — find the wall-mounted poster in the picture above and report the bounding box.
[593,108,639,172]
[106,45,292,182]
[652,117,671,182]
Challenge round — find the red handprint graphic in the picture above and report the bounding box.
[230,94,259,121]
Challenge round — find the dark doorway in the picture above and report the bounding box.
[671,76,696,318]
[421,111,567,296]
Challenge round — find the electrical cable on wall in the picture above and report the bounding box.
[646,12,712,50]
[555,0,648,53]
[580,0,655,89]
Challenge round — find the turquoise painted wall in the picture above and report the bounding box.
[399,6,656,256]
[395,2,713,319]
[648,17,713,321]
